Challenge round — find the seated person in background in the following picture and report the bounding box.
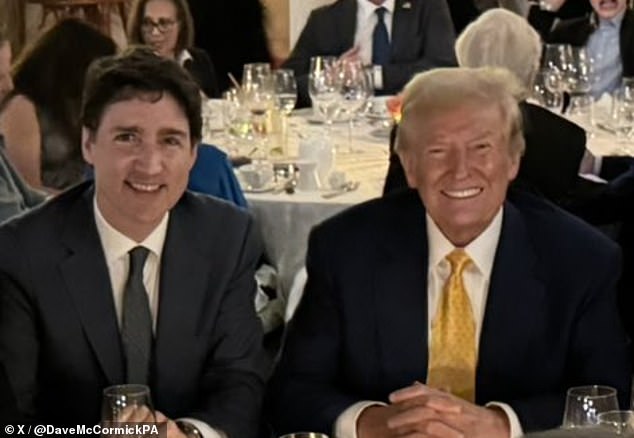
[527,0,594,38]
[0,47,266,438]
[385,8,591,208]
[544,0,634,98]
[283,0,457,107]
[188,143,248,208]
[185,0,271,93]
[0,26,12,102]
[0,134,46,223]
[267,66,631,437]
[0,19,116,192]
[127,0,220,98]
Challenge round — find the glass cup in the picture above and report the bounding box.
[562,385,619,429]
[101,384,155,426]
[599,410,634,436]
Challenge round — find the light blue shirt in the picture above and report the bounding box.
[587,12,624,98]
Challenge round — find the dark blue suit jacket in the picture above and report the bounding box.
[0,182,266,437]
[268,189,631,434]
[283,0,457,107]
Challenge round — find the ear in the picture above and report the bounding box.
[507,152,521,182]
[398,149,419,188]
[186,141,198,171]
[81,127,95,165]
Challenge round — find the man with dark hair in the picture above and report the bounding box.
[0,47,266,438]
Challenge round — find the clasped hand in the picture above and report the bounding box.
[357,383,510,438]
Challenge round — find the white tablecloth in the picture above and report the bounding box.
[204,103,391,306]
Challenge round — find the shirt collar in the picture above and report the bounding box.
[597,10,625,28]
[427,207,504,278]
[93,196,169,263]
[357,0,395,20]
[176,49,193,66]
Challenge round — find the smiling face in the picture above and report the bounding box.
[399,103,520,246]
[590,0,627,20]
[141,0,180,59]
[82,94,197,241]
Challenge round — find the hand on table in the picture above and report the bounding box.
[114,407,187,438]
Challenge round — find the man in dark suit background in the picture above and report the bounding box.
[267,66,630,437]
[0,48,266,438]
[527,0,594,38]
[283,0,457,107]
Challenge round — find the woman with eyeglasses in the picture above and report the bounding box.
[127,0,220,98]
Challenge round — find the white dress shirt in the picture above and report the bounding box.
[334,208,524,438]
[93,197,223,438]
[354,0,395,89]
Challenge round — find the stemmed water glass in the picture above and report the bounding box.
[542,43,572,111]
[308,56,342,135]
[338,59,371,152]
[242,63,273,162]
[272,69,297,157]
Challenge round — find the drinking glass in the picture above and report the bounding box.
[614,82,634,145]
[562,385,619,429]
[338,59,371,152]
[565,46,594,97]
[598,410,634,436]
[568,94,595,136]
[533,69,564,113]
[308,56,342,132]
[242,63,273,162]
[273,69,297,157]
[101,384,155,426]
[542,44,572,94]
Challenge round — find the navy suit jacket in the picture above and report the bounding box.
[0,182,266,438]
[283,0,457,107]
[268,189,631,435]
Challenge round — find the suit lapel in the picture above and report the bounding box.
[153,201,209,387]
[476,200,546,400]
[59,186,124,384]
[391,0,416,58]
[337,0,357,50]
[620,10,634,75]
[375,192,430,387]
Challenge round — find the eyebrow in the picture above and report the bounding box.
[157,128,188,138]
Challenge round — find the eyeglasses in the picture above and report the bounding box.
[141,18,178,34]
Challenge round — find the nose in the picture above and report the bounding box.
[134,144,164,175]
[448,148,470,180]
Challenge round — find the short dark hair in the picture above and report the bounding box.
[81,46,202,145]
[126,0,194,55]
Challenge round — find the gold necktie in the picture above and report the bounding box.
[427,249,477,402]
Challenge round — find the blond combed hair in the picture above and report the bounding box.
[395,66,526,158]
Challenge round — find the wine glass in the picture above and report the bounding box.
[562,385,619,429]
[542,44,572,94]
[338,59,371,152]
[308,56,342,133]
[101,384,155,427]
[598,410,634,436]
[533,69,564,113]
[242,63,273,162]
[272,69,297,157]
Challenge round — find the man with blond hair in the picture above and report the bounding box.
[268,67,630,438]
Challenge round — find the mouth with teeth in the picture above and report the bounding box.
[441,187,483,199]
[127,181,163,193]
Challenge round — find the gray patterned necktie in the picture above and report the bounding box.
[121,246,152,385]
